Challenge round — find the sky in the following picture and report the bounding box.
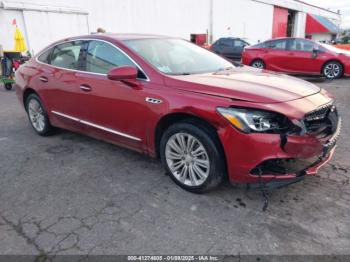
[304,0,350,29]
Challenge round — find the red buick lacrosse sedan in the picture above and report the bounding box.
[15,34,341,193]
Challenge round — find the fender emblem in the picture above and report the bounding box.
[145,97,162,104]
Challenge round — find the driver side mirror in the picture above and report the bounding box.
[311,47,320,58]
[107,66,138,81]
[313,47,320,53]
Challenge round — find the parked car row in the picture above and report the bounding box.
[211,36,350,79]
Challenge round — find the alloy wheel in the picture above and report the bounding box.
[324,63,341,79]
[28,99,46,132]
[251,60,265,69]
[165,133,210,187]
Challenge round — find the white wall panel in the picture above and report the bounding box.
[0,9,26,51]
[75,0,211,38]
[23,11,88,53]
[311,33,332,42]
[293,11,306,38]
[212,0,273,43]
[1,0,342,54]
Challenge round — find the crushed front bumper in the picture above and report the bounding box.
[219,115,341,184]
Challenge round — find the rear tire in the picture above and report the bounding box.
[250,59,266,69]
[322,61,343,79]
[4,83,12,90]
[25,93,53,136]
[160,120,225,193]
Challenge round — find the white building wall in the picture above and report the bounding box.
[0,0,89,53]
[0,0,342,54]
[293,11,306,38]
[22,11,88,52]
[311,33,333,42]
[0,9,26,51]
[252,0,340,20]
[212,0,273,43]
[78,0,210,38]
[1,0,211,53]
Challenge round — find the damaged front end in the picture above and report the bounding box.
[251,101,341,179]
[219,98,341,186]
[226,101,342,211]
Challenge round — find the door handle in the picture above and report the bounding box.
[39,76,48,83]
[80,84,92,92]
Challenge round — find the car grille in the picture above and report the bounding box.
[303,101,339,139]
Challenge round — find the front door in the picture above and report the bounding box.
[285,39,323,73]
[75,40,150,151]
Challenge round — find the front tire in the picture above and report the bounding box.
[323,61,343,79]
[160,120,225,193]
[4,83,12,90]
[250,59,266,69]
[25,94,53,136]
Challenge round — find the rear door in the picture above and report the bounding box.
[37,40,88,130]
[218,38,235,60]
[264,39,290,72]
[232,39,247,60]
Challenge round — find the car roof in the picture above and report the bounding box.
[104,33,173,40]
[266,37,315,42]
[65,33,173,42]
[217,37,241,40]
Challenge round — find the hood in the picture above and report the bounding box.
[165,67,321,103]
[321,43,350,56]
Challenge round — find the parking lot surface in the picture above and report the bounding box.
[0,78,349,256]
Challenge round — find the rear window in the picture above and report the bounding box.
[37,48,53,63]
[219,39,233,47]
[50,41,85,70]
[269,40,287,50]
[252,42,268,48]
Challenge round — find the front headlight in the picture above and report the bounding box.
[217,107,289,133]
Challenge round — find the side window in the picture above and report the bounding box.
[233,40,245,47]
[85,40,146,79]
[50,41,85,70]
[289,39,316,52]
[269,40,287,50]
[86,41,132,73]
[253,42,267,48]
[220,39,233,47]
[37,48,53,64]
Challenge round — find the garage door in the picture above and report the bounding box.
[272,6,288,38]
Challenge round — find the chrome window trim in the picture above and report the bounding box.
[51,110,141,141]
[35,38,150,81]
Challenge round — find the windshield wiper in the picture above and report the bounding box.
[214,66,234,74]
[169,72,192,76]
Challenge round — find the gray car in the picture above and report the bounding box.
[210,37,251,60]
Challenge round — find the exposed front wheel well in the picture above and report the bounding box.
[154,113,223,159]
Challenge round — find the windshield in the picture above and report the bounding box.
[124,38,234,75]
